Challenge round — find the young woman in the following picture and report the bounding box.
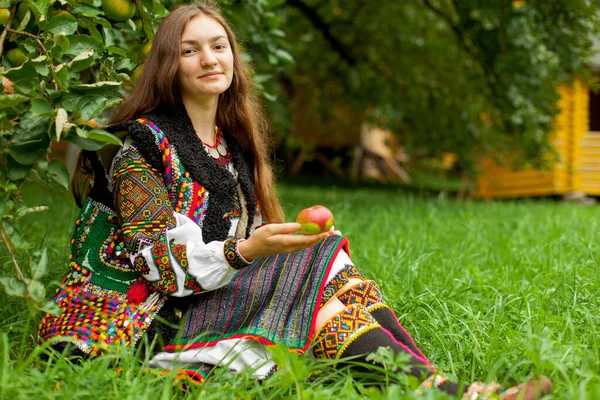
[38,3,551,399]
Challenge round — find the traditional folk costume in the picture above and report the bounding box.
[38,106,549,399]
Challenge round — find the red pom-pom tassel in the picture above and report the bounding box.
[127,279,149,305]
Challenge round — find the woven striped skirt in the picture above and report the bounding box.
[163,235,348,354]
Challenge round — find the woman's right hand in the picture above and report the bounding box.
[238,223,332,262]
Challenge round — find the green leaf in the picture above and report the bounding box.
[5,63,38,82]
[1,221,30,250]
[47,13,78,35]
[54,92,82,113]
[0,277,27,297]
[6,156,32,181]
[40,300,61,316]
[0,94,29,110]
[28,0,51,21]
[77,128,123,146]
[32,62,50,77]
[65,134,106,151]
[78,17,103,42]
[141,0,153,12]
[54,64,68,86]
[48,159,70,190]
[50,34,70,58]
[21,38,38,54]
[153,0,168,17]
[71,4,103,17]
[13,78,36,96]
[102,27,116,47]
[68,49,95,72]
[66,34,104,57]
[55,107,68,141]
[72,81,122,96]
[7,145,45,165]
[138,2,155,40]
[12,114,50,145]
[29,280,46,302]
[0,0,9,8]
[114,57,136,71]
[92,16,111,29]
[31,249,48,280]
[15,10,31,32]
[275,49,294,64]
[31,98,53,116]
[77,95,107,121]
[107,46,126,56]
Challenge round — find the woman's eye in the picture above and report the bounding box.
[214,44,227,50]
[183,49,195,55]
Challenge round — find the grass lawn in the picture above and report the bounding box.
[1,181,599,399]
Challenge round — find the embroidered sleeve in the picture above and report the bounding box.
[112,144,240,296]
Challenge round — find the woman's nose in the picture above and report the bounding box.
[200,49,218,68]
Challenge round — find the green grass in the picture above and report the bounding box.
[1,181,600,399]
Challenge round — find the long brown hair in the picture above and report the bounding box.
[74,2,284,223]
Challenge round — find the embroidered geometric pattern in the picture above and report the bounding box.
[113,148,175,254]
[149,234,178,294]
[337,280,385,311]
[169,242,204,294]
[136,118,196,219]
[313,303,380,360]
[320,263,364,307]
[223,238,252,270]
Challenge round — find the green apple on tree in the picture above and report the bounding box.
[102,0,135,22]
[6,48,27,66]
[0,9,10,26]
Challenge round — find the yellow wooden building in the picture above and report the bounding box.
[477,77,600,198]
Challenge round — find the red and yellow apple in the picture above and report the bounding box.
[296,205,334,235]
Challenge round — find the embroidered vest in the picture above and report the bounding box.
[38,116,250,355]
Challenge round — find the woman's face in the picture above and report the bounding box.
[176,15,234,101]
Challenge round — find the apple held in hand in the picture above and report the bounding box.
[296,205,334,235]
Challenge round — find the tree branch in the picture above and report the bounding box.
[0,6,16,58]
[285,0,357,65]
[0,226,26,282]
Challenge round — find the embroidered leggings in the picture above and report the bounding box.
[313,264,465,395]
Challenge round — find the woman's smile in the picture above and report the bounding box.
[199,71,222,79]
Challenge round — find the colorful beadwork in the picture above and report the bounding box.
[98,227,131,271]
[313,304,380,360]
[38,284,163,356]
[189,183,209,226]
[223,238,252,270]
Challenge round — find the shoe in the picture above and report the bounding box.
[463,376,552,400]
